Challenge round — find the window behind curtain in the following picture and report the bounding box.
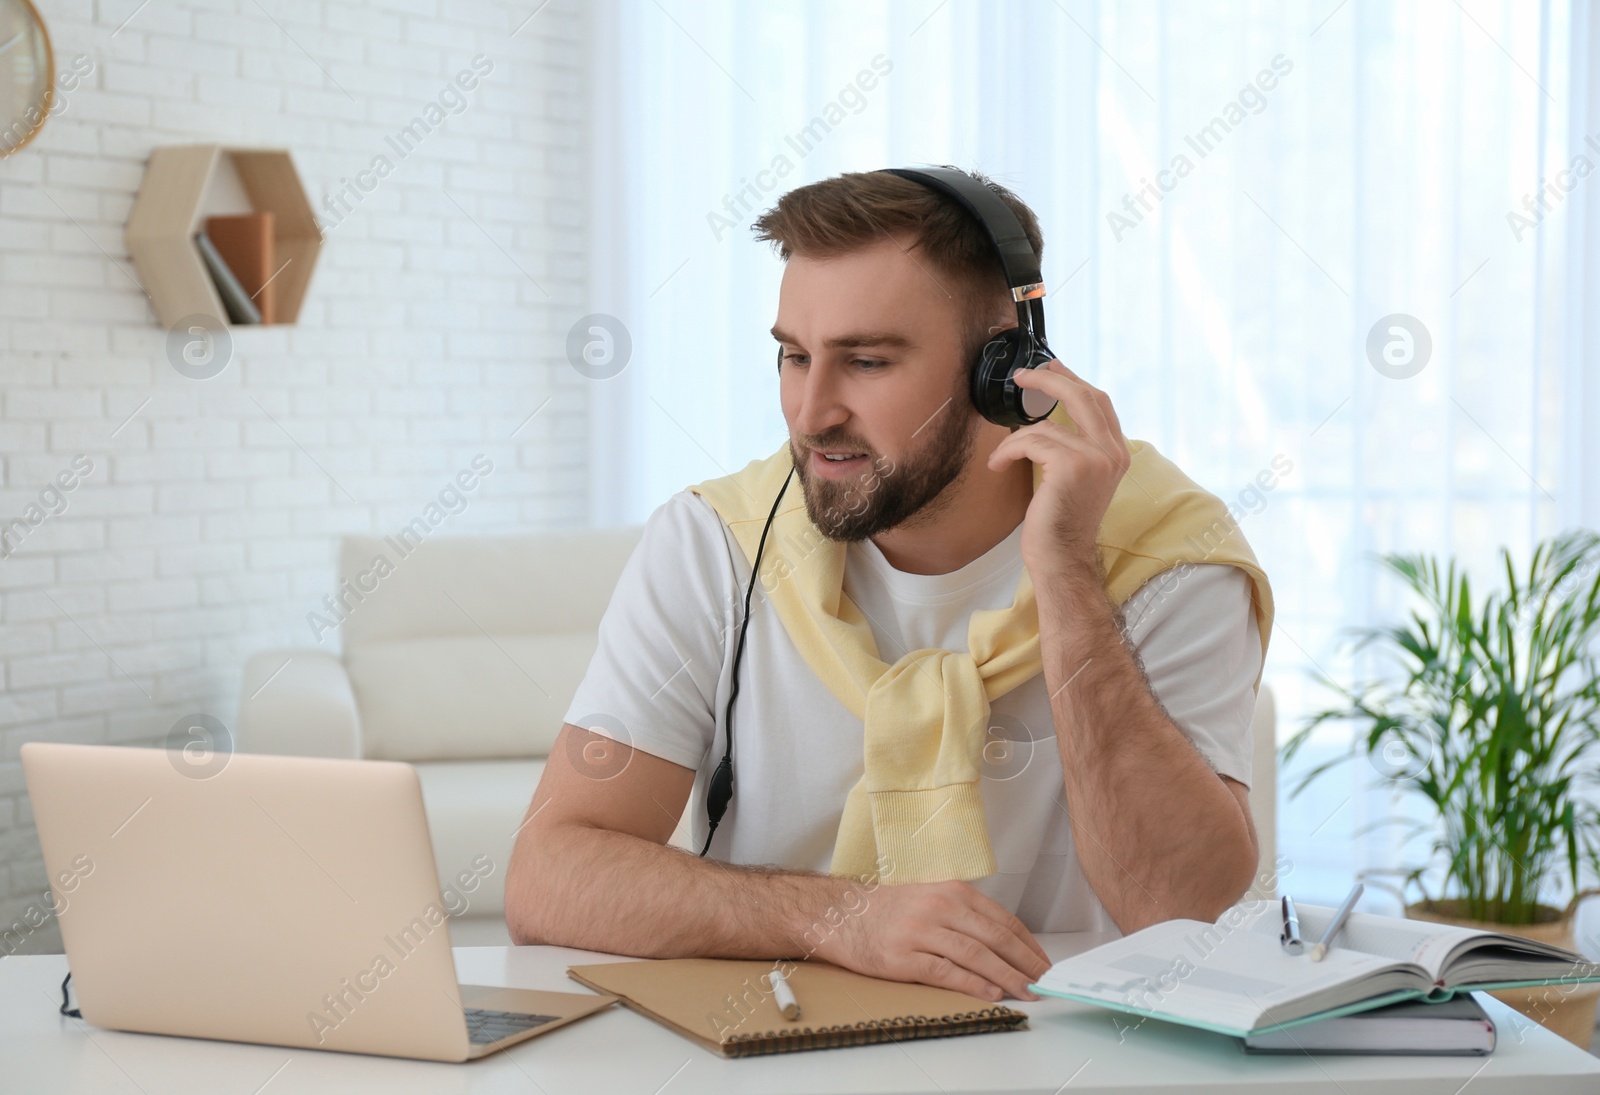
[589,0,1586,912]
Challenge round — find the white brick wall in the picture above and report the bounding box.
[0,0,594,954]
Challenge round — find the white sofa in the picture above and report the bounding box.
[238,529,1279,943]
[1244,684,1278,902]
[236,527,683,945]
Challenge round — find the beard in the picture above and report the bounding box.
[789,380,980,542]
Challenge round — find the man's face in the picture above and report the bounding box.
[774,236,985,542]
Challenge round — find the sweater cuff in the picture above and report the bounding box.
[867,782,996,883]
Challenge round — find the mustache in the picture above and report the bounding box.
[803,439,872,453]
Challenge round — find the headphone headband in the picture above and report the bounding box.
[878,166,1046,302]
[878,165,1057,429]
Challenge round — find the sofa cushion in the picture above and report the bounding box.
[236,648,361,758]
[338,529,643,647]
[413,757,696,945]
[346,633,598,761]
[414,758,545,927]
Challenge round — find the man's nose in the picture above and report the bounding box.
[792,359,848,439]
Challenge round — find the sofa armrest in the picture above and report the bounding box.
[1244,683,1278,901]
[237,649,362,759]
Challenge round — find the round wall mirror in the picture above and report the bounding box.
[0,0,54,157]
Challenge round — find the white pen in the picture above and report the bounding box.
[770,967,801,1021]
[1309,882,1365,962]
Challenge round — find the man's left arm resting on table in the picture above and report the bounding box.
[1035,563,1259,933]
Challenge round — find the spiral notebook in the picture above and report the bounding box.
[567,958,1028,1057]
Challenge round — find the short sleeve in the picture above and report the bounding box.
[1116,563,1262,786]
[561,490,737,772]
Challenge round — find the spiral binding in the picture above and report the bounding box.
[720,1006,1028,1057]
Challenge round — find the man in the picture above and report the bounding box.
[505,168,1271,1005]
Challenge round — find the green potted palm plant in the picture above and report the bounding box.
[1283,530,1600,1046]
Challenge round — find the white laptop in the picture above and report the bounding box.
[20,741,616,1062]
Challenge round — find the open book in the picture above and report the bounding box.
[1029,900,1600,1038]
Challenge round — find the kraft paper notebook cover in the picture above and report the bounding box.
[567,958,1028,1057]
[205,213,276,323]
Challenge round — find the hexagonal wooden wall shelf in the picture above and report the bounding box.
[124,144,321,329]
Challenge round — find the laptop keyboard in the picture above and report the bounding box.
[464,1007,561,1045]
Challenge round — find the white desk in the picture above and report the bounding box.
[4,933,1598,1094]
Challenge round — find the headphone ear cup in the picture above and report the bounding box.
[1015,339,1060,422]
[971,329,1058,427]
[971,328,1026,427]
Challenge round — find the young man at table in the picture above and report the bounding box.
[505,168,1273,1005]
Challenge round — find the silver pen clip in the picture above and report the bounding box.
[1280,895,1303,955]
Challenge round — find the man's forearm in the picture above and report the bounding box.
[507,823,855,958]
[1035,566,1257,931]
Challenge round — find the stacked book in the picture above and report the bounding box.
[194,213,275,325]
[1030,900,1599,1055]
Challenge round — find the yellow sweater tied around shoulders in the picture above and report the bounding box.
[687,401,1273,885]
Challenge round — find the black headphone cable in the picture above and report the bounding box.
[700,464,795,856]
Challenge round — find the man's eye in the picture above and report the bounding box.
[778,354,886,370]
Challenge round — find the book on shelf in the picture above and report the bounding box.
[193,230,261,325]
[203,212,277,323]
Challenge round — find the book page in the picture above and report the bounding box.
[1035,905,1424,1031]
[1233,901,1600,986]
[1243,903,1483,977]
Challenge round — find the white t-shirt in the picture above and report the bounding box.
[563,488,1262,932]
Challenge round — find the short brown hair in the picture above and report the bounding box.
[751,166,1045,367]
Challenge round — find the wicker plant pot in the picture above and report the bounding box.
[1406,898,1600,1048]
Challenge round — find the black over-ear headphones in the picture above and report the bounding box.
[699,167,1057,856]
[883,166,1060,431]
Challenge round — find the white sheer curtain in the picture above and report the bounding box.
[587,1,1600,911]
